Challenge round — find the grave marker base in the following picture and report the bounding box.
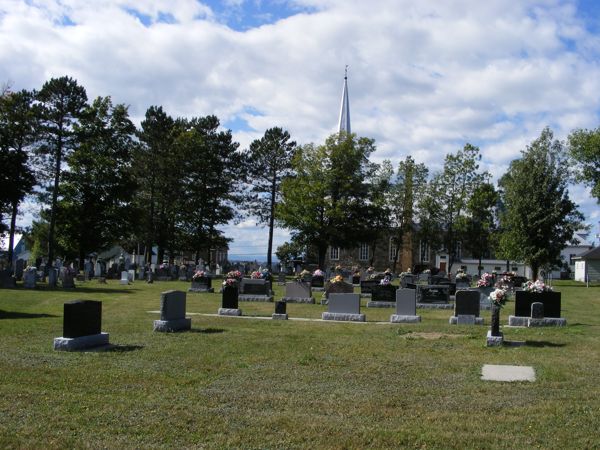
[390,314,421,323]
[417,303,454,310]
[54,332,109,351]
[321,312,365,322]
[272,313,288,320]
[449,315,484,325]
[153,318,191,332]
[188,287,215,293]
[486,330,504,347]
[281,296,314,304]
[367,301,395,308]
[218,308,242,316]
[508,315,567,327]
[238,294,273,302]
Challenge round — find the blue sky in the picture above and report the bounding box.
[1,0,599,259]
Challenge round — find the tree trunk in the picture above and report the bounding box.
[8,200,18,273]
[318,245,327,269]
[78,247,85,271]
[531,263,539,281]
[47,135,63,272]
[267,178,277,272]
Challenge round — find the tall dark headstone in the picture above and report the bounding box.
[63,300,102,338]
[222,286,239,309]
[514,291,561,318]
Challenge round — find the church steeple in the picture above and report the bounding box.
[338,65,351,134]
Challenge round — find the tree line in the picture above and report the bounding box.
[1,75,599,279]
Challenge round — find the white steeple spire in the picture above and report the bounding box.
[338,65,351,134]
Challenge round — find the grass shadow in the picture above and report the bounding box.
[189,328,226,334]
[102,344,144,353]
[53,287,138,294]
[525,340,566,348]
[0,310,58,319]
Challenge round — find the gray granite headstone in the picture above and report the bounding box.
[531,302,544,319]
[61,271,75,289]
[154,290,191,332]
[120,271,129,285]
[455,290,480,317]
[48,268,58,288]
[284,281,311,299]
[23,268,37,289]
[328,293,360,314]
[396,289,417,316]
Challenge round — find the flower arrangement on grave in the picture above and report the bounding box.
[313,269,325,277]
[225,270,242,280]
[367,266,375,273]
[423,269,431,274]
[251,271,262,279]
[159,262,169,270]
[379,277,391,286]
[522,279,553,293]
[330,275,344,284]
[489,288,508,308]
[192,270,206,282]
[299,269,311,278]
[476,272,494,288]
[334,265,343,272]
[455,270,468,281]
[222,278,238,288]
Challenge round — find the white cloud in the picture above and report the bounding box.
[2,0,600,258]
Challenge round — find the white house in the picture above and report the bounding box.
[574,246,600,282]
[550,230,594,279]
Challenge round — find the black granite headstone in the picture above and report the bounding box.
[63,300,101,338]
[311,276,324,288]
[352,275,360,284]
[454,290,480,316]
[371,284,397,302]
[222,286,239,309]
[418,285,449,303]
[275,301,287,314]
[515,291,561,318]
[241,279,269,295]
[360,279,380,295]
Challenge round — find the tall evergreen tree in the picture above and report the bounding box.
[175,115,243,266]
[35,76,87,268]
[498,127,584,280]
[0,89,37,269]
[244,127,296,271]
[134,106,175,264]
[55,96,137,267]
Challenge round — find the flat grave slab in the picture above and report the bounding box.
[481,364,535,382]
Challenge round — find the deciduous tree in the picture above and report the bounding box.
[498,127,584,280]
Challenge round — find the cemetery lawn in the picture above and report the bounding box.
[1,280,599,449]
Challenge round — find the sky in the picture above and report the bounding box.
[1,0,599,259]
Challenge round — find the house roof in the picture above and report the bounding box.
[575,246,600,260]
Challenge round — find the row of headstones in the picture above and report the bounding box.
[53,285,568,351]
[0,267,77,289]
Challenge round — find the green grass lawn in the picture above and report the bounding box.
[1,279,599,449]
